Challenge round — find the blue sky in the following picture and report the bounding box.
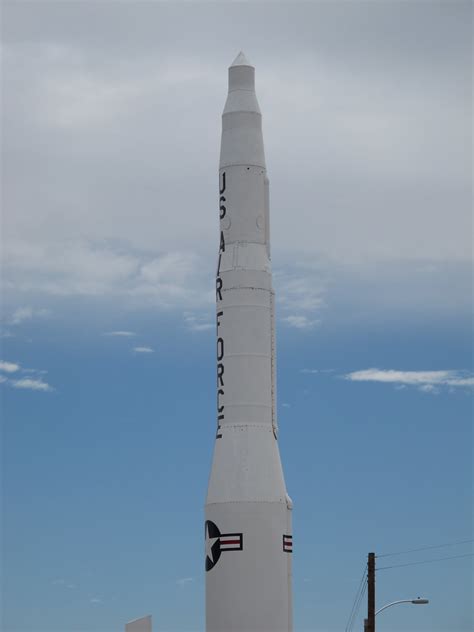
[2,1,472,631]
[2,273,472,631]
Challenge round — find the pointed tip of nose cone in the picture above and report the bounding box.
[230,51,253,67]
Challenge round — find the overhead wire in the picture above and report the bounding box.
[345,564,367,632]
[377,538,474,558]
[345,566,366,632]
[377,552,474,571]
[346,581,366,632]
[350,578,367,632]
[344,541,473,629]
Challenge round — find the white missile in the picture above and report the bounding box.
[205,52,293,632]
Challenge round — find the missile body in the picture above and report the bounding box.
[205,53,293,632]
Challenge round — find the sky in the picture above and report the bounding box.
[1,1,472,631]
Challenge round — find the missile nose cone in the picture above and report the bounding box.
[222,50,263,166]
[230,51,253,68]
[227,51,256,97]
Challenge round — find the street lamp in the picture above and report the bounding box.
[365,597,429,630]
[364,553,430,631]
[376,598,430,617]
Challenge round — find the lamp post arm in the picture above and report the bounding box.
[375,600,414,616]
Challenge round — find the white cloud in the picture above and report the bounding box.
[2,3,470,323]
[104,330,137,337]
[282,315,320,330]
[8,306,50,325]
[419,384,438,394]
[343,368,474,393]
[276,264,326,330]
[183,312,214,332]
[176,577,194,587]
[0,361,20,373]
[277,272,326,313]
[89,597,102,604]
[11,377,53,392]
[0,361,54,391]
[133,346,154,354]
[4,241,212,310]
[445,377,474,387]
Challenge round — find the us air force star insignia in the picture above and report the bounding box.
[205,520,243,571]
[205,523,219,565]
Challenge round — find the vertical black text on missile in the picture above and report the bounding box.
[216,171,226,433]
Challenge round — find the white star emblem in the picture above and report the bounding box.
[205,523,219,563]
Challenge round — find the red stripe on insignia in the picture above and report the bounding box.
[283,534,293,552]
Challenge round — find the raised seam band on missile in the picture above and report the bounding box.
[222,352,271,358]
[214,421,273,427]
[218,165,265,169]
[227,87,259,94]
[206,499,289,506]
[221,288,273,294]
[219,240,270,246]
[219,302,272,310]
[214,425,277,437]
[218,163,267,169]
[217,408,272,413]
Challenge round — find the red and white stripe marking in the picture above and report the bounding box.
[283,534,293,553]
[219,533,243,550]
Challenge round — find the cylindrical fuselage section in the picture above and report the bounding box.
[205,57,293,632]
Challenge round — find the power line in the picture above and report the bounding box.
[377,552,474,571]
[377,538,474,558]
[345,566,366,632]
[347,579,367,632]
[345,565,367,632]
[352,578,367,632]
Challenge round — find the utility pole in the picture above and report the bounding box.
[365,552,376,632]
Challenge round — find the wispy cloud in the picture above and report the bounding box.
[89,597,103,604]
[22,368,48,375]
[104,330,137,337]
[282,315,320,330]
[133,346,154,354]
[343,368,474,393]
[11,377,54,392]
[183,312,213,332]
[52,578,76,589]
[176,577,194,587]
[301,369,335,374]
[8,306,51,325]
[5,241,212,310]
[276,264,327,331]
[0,361,54,392]
[0,361,20,373]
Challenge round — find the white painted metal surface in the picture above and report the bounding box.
[205,52,293,632]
